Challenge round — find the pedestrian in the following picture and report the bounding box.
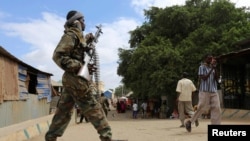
[79,109,89,123]
[176,72,198,128]
[153,100,161,118]
[120,100,126,113]
[140,101,147,118]
[148,100,154,118]
[132,101,138,119]
[45,10,112,141]
[75,104,89,123]
[100,93,110,117]
[116,100,121,113]
[185,54,221,132]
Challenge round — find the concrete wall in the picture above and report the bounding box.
[0,110,76,141]
[221,108,250,119]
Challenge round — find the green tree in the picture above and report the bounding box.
[117,0,250,100]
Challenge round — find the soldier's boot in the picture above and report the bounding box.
[45,133,57,141]
[45,137,57,141]
[100,136,111,141]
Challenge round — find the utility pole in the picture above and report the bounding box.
[122,85,123,97]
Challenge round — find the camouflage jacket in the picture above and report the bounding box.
[53,26,87,74]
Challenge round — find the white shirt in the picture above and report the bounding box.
[176,78,196,101]
[141,102,147,110]
[133,103,138,111]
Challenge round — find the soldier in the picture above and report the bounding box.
[100,93,110,117]
[45,10,112,141]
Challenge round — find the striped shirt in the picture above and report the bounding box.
[198,64,217,93]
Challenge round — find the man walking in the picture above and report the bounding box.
[140,101,147,118]
[100,93,110,117]
[176,72,198,127]
[185,54,221,132]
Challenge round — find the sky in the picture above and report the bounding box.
[0,0,249,90]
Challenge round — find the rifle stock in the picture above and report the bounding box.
[77,53,91,81]
[77,25,102,81]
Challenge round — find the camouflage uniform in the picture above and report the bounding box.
[45,20,112,141]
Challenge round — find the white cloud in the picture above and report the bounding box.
[131,0,186,16]
[231,0,250,8]
[1,12,139,89]
[1,12,65,86]
[97,17,139,89]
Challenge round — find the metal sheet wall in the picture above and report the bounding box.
[37,73,52,102]
[18,65,29,100]
[0,95,50,128]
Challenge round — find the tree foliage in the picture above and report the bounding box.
[117,0,250,99]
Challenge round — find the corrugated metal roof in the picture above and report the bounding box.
[0,46,53,76]
[217,48,250,59]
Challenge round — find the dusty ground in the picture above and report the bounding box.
[27,109,250,141]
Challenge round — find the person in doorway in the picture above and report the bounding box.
[176,72,198,128]
[185,54,221,132]
[45,10,112,141]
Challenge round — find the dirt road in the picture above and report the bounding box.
[27,109,250,141]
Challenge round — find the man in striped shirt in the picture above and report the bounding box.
[185,54,221,132]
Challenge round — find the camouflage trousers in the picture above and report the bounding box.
[45,72,112,141]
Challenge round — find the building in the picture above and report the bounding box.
[217,39,250,110]
[0,46,52,127]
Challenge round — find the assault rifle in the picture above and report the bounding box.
[77,24,102,81]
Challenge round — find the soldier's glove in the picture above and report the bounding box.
[88,64,97,74]
[85,33,95,45]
